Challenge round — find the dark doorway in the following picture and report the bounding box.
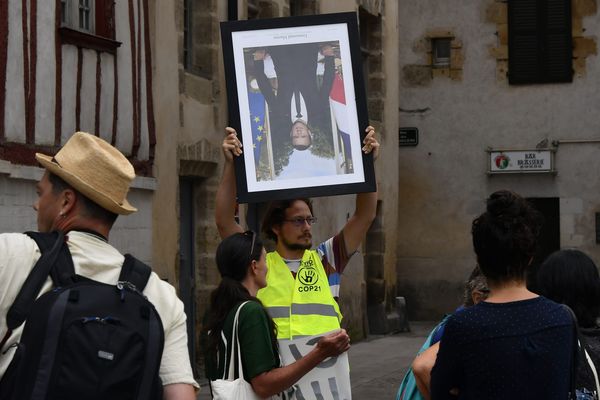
[179,178,196,368]
[527,197,560,292]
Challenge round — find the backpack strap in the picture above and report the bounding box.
[25,231,76,287]
[118,255,162,400]
[0,231,68,352]
[119,254,152,292]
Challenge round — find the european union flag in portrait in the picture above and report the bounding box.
[248,86,267,168]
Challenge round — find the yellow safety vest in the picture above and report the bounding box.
[257,250,342,339]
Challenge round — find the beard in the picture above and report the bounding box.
[281,235,312,251]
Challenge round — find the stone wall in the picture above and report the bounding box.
[397,0,600,320]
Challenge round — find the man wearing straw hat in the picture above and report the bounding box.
[0,132,198,399]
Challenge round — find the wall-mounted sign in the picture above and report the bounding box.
[488,149,555,174]
[399,127,418,146]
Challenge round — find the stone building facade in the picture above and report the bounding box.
[397,0,600,319]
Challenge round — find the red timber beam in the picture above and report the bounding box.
[75,47,83,131]
[128,0,139,158]
[142,0,156,162]
[26,0,37,144]
[111,51,118,145]
[94,51,101,136]
[0,0,8,142]
[54,0,62,145]
[134,0,142,158]
[21,0,30,143]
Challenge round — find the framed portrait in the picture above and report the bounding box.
[220,12,375,203]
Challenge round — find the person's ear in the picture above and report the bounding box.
[250,259,259,276]
[472,290,485,305]
[60,189,78,215]
[271,224,281,237]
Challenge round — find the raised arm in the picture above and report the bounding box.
[318,45,336,99]
[252,49,277,106]
[215,127,245,239]
[250,329,350,398]
[341,126,379,254]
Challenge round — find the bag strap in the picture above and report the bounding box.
[0,231,67,352]
[583,346,600,396]
[225,301,250,381]
[119,254,152,292]
[563,304,582,400]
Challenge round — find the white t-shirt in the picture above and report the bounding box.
[0,231,198,388]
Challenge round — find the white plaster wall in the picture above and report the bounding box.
[5,0,26,142]
[99,53,115,142]
[79,49,97,134]
[110,188,154,265]
[0,164,41,232]
[397,0,600,318]
[61,45,78,143]
[0,166,155,265]
[115,0,134,155]
[34,0,56,145]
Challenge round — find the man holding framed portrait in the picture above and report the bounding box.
[215,125,379,399]
[221,12,375,203]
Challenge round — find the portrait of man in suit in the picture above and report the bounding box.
[252,42,336,151]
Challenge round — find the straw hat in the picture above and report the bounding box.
[35,132,137,215]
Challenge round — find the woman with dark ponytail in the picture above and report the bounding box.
[204,231,350,398]
[537,249,600,399]
[430,190,575,400]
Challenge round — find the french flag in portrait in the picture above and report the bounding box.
[248,87,266,168]
[329,72,353,168]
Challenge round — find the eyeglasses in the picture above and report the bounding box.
[244,230,256,257]
[283,217,317,227]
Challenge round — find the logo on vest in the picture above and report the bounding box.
[298,266,319,286]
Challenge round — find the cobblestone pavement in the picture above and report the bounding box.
[197,321,436,399]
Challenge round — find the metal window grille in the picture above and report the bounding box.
[432,38,451,68]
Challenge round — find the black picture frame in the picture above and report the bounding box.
[220,12,375,203]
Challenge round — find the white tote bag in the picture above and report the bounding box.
[211,301,267,400]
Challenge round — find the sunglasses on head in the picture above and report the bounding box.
[244,230,256,257]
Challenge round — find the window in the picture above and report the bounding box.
[248,0,260,20]
[183,0,191,69]
[78,0,93,32]
[432,38,451,68]
[290,0,317,16]
[182,0,214,77]
[59,0,119,53]
[61,0,68,24]
[60,0,115,39]
[508,0,572,84]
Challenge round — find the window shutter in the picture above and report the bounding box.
[95,0,116,39]
[543,0,572,82]
[508,0,540,84]
[508,0,572,84]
